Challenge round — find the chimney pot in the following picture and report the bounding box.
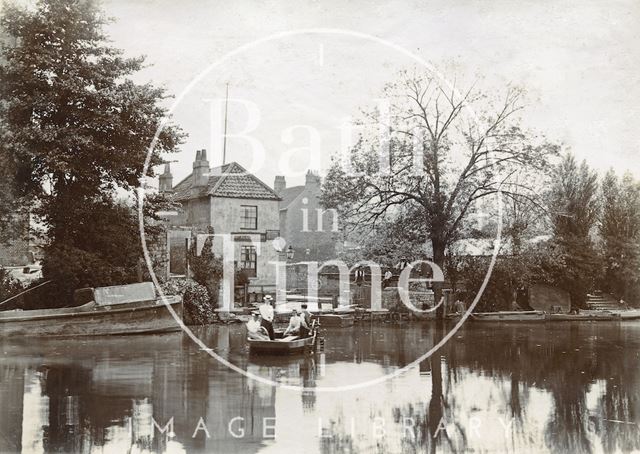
[193,149,210,187]
[274,175,286,195]
[305,170,321,189]
[159,163,173,193]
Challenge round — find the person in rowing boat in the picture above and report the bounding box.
[299,303,312,337]
[259,295,275,340]
[383,268,393,288]
[247,313,270,340]
[284,309,302,337]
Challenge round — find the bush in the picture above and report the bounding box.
[40,244,136,307]
[0,267,24,305]
[187,228,223,307]
[162,278,215,325]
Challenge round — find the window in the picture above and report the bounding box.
[240,245,257,277]
[240,205,258,230]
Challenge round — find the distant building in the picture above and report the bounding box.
[275,170,340,262]
[0,215,31,267]
[161,150,281,304]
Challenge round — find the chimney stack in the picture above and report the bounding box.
[274,175,286,195]
[159,163,173,193]
[192,149,210,187]
[305,170,321,190]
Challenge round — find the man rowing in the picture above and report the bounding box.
[299,303,312,337]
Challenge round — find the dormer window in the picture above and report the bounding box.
[240,205,258,230]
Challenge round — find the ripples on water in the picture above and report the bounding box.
[1,322,639,453]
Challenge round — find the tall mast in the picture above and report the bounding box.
[222,82,229,165]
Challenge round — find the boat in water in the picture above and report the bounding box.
[0,282,182,337]
[248,333,317,354]
[313,313,355,327]
[610,309,640,320]
[471,310,546,322]
[248,321,319,355]
[546,311,618,321]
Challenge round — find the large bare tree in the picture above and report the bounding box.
[322,71,558,316]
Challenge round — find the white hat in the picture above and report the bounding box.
[264,295,273,301]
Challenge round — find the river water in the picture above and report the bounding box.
[1,321,639,453]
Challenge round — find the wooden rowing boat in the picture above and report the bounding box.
[0,282,182,337]
[546,312,618,321]
[248,321,319,355]
[471,310,546,322]
[609,309,640,320]
[247,335,316,354]
[313,313,355,327]
[0,297,182,337]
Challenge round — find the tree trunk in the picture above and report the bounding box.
[432,238,446,321]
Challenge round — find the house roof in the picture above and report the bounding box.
[172,162,281,202]
[279,185,305,210]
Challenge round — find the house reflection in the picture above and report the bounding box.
[0,332,280,453]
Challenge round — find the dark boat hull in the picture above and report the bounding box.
[0,298,183,337]
[247,336,315,354]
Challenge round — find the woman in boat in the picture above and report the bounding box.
[382,268,393,288]
[284,309,302,337]
[247,313,269,340]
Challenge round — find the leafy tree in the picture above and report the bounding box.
[0,151,27,244]
[547,153,600,309]
[0,267,24,304]
[322,71,557,317]
[0,0,184,304]
[33,193,175,306]
[600,170,640,304]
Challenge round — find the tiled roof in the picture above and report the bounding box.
[172,162,280,202]
[279,186,305,210]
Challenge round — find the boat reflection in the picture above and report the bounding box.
[0,322,638,453]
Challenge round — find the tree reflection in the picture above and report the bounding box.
[391,322,640,453]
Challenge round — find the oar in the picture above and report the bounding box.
[310,320,319,352]
[0,280,52,309]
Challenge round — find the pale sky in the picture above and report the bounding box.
[12,0,640,187]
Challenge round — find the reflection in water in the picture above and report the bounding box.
[0,322,639,453]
